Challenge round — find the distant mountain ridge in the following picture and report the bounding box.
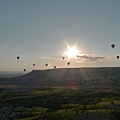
[1,67,120,87]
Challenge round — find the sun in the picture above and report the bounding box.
[64,45,80,59]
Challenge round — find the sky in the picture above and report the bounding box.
[0,0,120,71]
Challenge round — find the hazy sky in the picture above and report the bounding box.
[0,0,120,71]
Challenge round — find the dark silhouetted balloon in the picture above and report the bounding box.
[17,56,20,59]
[45,63,48,67]
[54,66,56,69]
[24,69,26,72]
[117,56,119,59]
[111,44,115,48]
[33,64,35,66]
[67,62,70,65]
[62,57,65,60]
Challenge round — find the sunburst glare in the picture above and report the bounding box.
[62,44,81,59]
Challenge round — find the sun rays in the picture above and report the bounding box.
[62,43,81,59]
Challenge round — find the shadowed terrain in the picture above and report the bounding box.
[1,67,120,87]
[0,67,120,120]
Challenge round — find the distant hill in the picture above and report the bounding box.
[1,67,120,87]
[0,71,25,78]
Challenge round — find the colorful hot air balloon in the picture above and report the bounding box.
[111,44,115,48]
[67,62,70,65]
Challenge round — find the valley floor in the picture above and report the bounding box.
[0,85,120,120]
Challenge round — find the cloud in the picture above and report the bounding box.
[39,56,61,61]
[39,54,116,63]
[76,54,105,62]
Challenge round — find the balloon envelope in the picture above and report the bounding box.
[45,63,48,67]
[117,56,119,59]
[17,56,20,59]
[67,62,70,65]
[111,44,115,48]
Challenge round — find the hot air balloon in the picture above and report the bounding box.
[33,64,35,66]
[54,66,56,69]
[117,56,119,59]
[111,44,115,48]
[24,69,26,72]
[45,63,48,67]
[17,56,20,59]
[67,62,70,66]
[62,57,65,60]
